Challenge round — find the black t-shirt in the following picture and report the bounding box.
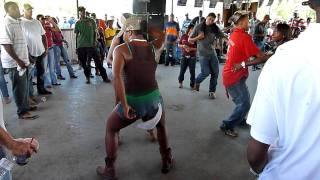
[253,22,266,42]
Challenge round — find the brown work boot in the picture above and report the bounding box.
[96,158,118,180]
[159,148,174,174]
[192,84,200,92]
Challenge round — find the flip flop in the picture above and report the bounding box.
[19,114,39,120]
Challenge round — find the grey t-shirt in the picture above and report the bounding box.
[191,23,223,57]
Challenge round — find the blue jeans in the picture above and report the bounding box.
[0,62,9,98]
[165,43,177,65]
[116,90,164,121]
[44,48,57,86]
[195,54,219,92]
[28,65,34,97]
[223,78,251,129]
[254,40,265,52]
[0,147,6,159]
[53,45,75,77]
[178,56,196,87]
[8,68,29,116]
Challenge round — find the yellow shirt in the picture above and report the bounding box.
[104,28,117,47]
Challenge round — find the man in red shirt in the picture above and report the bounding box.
[221,11,270,137]
[37,15,60,87]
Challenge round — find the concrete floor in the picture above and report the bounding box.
[2,63,261,180]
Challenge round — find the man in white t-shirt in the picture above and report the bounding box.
[0,2,38,120]
[246,0,320,179]
[20,3,52,95]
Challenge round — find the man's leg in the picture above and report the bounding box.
[189,57,196,88]
[178,56,188,88]
[164,43,171,66]
[172,43,177,64]
[47,48,58,85]
[27,65,34,98]
[77,48,90,83]
[35,55,51,94]
[60,45,76,77]
[208,54,219,93]
[89,47,110,82]
[97,107,137,179]
[194,56,210,90]
[221,78,250,137]
[53,45,62,77]
[8,68,29,116]
[238,80,251,125]
[156,110,174,174]
[43,54,52,87]
[0,61,9,98]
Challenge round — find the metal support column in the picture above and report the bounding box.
[76,0,79,19]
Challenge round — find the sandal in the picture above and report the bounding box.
[29,106,38,111]
[224,129,238,137]
[19,112,39,120]
[52,83,61,86]
[220,124,238,138]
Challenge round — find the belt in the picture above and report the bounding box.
[183,55,195,58]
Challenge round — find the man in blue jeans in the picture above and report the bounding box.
[189,13,226,99]
[164,14,180,66]
[222,11,270,137]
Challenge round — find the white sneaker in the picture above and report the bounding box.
[209,92,216,99]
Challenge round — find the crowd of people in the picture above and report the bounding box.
[1,0,320,180]
[0,3,78,121]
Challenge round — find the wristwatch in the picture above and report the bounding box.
[241,61,246,69]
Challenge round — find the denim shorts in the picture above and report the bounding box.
[116,89,164,121]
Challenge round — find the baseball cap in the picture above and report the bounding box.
[264,15,271,20]
[23,3,33,10]
[78,6,85,12]
[229,10,250,24]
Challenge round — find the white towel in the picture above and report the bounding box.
[136,103,162,130]
[17,62,30,76]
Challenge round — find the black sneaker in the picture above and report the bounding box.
[86,77,91,84]
[70,75,78,79]
[38,89,52,95]
[238,120,250,128]
[103,78,111,83]
[57,75,66,80]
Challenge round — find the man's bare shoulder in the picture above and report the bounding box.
[114,43,127,53]
[114,43,130,59]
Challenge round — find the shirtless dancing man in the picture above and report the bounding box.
[96,17,174,179]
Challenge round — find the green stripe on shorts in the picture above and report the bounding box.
[126,89,161,104]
